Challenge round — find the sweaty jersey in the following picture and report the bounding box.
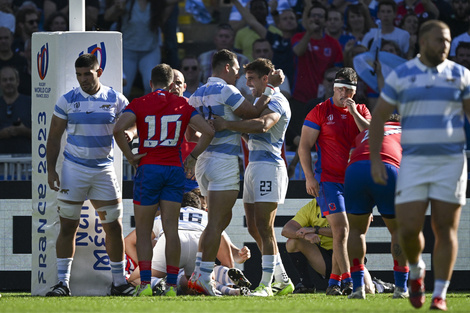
[291,199,332,250]
[188,77,245,156]
[304,97,371,183]
[124,89,197,167]
[54,85,128,168]
[152,206,208,238]
[348,121,402,168]
[248,88,291,166]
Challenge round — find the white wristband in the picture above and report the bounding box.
[263,85,275,97]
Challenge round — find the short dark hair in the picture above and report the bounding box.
[75,53,99,69]
[151,63,173,87]
[182,192,201,210]
[378,0,397,13]
[244,58,274,77]
[335,67,357,82]
[211,49,237,71]
[44,11,68,31]
[308,2,328,19]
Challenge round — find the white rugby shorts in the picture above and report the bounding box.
[395,154,467,206]
[57,159,121,202]
[151,230,201,275]
[243,162,288,204]
[195,152,240,196]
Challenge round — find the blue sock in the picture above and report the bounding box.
[329,274,341,287]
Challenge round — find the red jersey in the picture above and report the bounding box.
[125,89,197,167]
[348,121,402,168]
[291,33,343,103]
[304,97,371,183]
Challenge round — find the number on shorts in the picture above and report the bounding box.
[260,181,272,192]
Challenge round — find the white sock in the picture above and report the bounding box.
[194,252,202,274]
[57,258,73,288]
[110,260,127,286]
[274,253,289,283]
[215,281,239,295]
[213,265,231,286]
[409,258,426,280]
[199,261,214,281]
[260,255,275,287]
[432,279,450,300]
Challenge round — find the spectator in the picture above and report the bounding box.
[0,0,15,34]
[161,1,179,68]
[198,23,249,83]
[234,0,282,61]
[450,22,470,59]
[13,6,39,54]
[231,0,298,87]
[104,0,165,98]
[289,2,343,151]
[0,66,31,154]
[236,39,291,102]
[361,0,410,57]
[399,13,420,59]
[343,3,374,45]
[325,8,354,50]
[228,0,291,32]
[0,27,29,96]
[455,41,470,69]
[44,0,98,31]
[43,11,68,32]
[395,0,439,26]
[441,0,470,39]
[181,55,203,98]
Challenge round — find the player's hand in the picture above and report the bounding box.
[370,158,388,185]
[296,227,314,238]
[305,233,320,245]
[238,246,251,263]
[210,115,226,131]
[305,177,320,197]
[344,97,358,113]
[128,153,146,169]
[267,69,284,87]
[48,170,60,191]
[124,129,134,142]
[183,154,197,179]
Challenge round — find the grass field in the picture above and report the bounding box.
[1,292,470,312]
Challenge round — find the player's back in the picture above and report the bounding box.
[125,90,196,166]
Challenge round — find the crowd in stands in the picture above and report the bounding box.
[1,0,470,177]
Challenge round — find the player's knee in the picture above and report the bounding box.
[97,203,123,224]
[285,239,298,252]
[57,200,83,220]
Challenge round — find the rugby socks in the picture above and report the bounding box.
[329,273,341,287]
[260,255,275,287]
[288,252,314,288]
[110,260,127,287]
[350,259,365,292]
[393,260,409,291]
[215,281,239,295]
[274,253,289,283]
[213,265,232,286]
[432,279,450,300]
[166,265,180,286]
[409,257,426,280]
[341,272,353,284]
[139,260,152,285]
[199,261,214,282]
[57,258,73,288]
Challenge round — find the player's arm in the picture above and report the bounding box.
[369,97,395,185]
[298,125,320,197]
[211,108,280,133]
[281,219,303,239]
[233,70,284,119]
[184,114,215,176]
[184,125,201,142]
[463,97,470,122]
[217,232,235,268]
[46,115,67,191]
[113,112,146,168]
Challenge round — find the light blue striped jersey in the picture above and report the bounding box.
[248,88,291,165]
[188,77,245,156]
[381,57,470,156]
[152,206,208,238]
[54,85,128,168]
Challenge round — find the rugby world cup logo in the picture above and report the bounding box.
[37,43,49,80]
[79,42,107,71]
